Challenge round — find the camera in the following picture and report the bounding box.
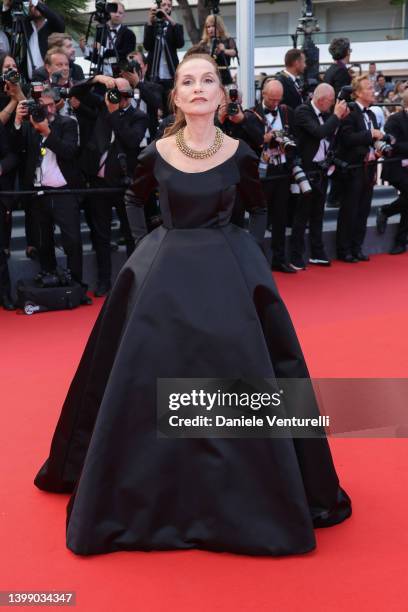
[154,0,166,21]
[107,87,132,104]
[0,68,20,94]
[10,0,30,16]
[374,133,395,157]
[112,59,142,78]
[270,130,297,153]
[227,88,239,115]
[337,85,356,111]
[317,151,348,174]
[94,0,118,24]
[291,159,313,195]
[22,82,48,122]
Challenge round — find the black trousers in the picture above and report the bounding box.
[0,201,11,294]
[382,179,408,246]
[31,190,83,283]
[290,175,328,265]
[336,166,375,257]
[262,173,291,264]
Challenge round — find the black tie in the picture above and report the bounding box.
[265,108,278,117]
[295,78,302,90]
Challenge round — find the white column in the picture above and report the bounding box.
[236,0,255,108]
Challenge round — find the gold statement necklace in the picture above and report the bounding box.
[175,126,224,159]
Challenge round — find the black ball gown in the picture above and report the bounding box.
[34,138,351,556]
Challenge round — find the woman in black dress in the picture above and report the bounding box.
[34,54,351,556]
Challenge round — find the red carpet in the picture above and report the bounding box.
[1,253,407,611]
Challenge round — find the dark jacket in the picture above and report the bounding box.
[0,121,18,204]
[241,102,295,158]
[10,114,83,189]
[138,79,163,138]
[294,102,341,170]
[93,25,136,63]
[382,110,408,185]
[324,63,351,97]
[143,22,184,80]
[275,72,304,109]
[1,2,65,78]
[336,104,378,165]
[80,105,148,186]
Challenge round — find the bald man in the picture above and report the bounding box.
[290,83,349,270]
[241,78,296,273]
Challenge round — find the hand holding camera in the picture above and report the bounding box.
[334,99,349,120]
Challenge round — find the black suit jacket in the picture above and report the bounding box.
[275,72,303,110]
[294,103,341,170]
[0,122,18,204]
[323,63,351,97]
[337,105,378,165]
[382,111,408,185]
[80,105,148,186]
[143,22,184,80]
[94,25,136,62]
[10,115,83,190]
[241,102,295,158]
[1,3,64,77]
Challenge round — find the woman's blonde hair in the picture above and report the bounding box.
[162,53,224,138]
[201,14,230,44]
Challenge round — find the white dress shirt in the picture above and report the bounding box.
[311,101,330,163]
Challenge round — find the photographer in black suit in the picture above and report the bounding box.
[80,2,136,76]
[143,0,184,115]
[79,77,148,296]
[11,86,90,303]
[241,78,296,273]
[324,38,352,97]
[276,49,305,110]
[377,88,408,255]
[0,120,18,310]
[1,0,65,80]
[336,75,383,262]
[290,83,349,270]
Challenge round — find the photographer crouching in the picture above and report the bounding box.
[11,85,91,304]
[77,76,148,297]
[290,83,349,270]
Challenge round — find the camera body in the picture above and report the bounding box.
[23,82,48,123]
[227,88,239,116]
[337,85,356,111]
[270,129,297,153]
[0,68,20,94]
[154,0,166,21]
[374,132,395,157]
[112,59,142,79]
[94,0,118,24]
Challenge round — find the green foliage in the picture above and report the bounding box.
[47,0,89,36]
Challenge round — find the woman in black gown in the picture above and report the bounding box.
[34,54,351,556]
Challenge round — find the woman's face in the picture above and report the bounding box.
[206,21,215,37]
[174,59,223,117]
[2,56,17,74]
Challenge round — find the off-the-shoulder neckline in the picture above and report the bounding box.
[154,138,242,175]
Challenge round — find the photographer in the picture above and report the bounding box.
[377,88,408,255]
[200,14,237,87]
[143,0,184,114]
[241,78,297,273]
[11,86,90,302]
[0,120,18,310]
[336,75,383,262]
[80,2,136,76]
[290,83,349,270]
[32,33,85,83]
[276,49,306,110]
[0,52,25,126]
[1,0,65,80]
[324,38,352,97]
[79,77,148,296]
